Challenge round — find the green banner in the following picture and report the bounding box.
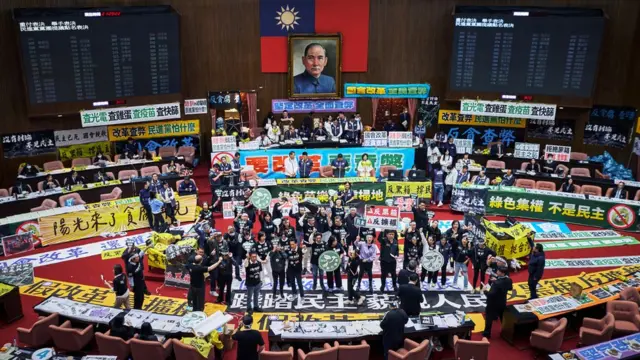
[486,187,640,232]
[269,182,386,205]
[542,237,640,251]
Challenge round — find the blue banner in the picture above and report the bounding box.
[344,83,430,98]
[271,99,357,113]
[238,147,415,179]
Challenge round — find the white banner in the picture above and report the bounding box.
[460,99,557,121]
[544,144,571,162]
[211,136,237,152]
[184,99,208,115]
[54,127,109,146]
[514,142,540,159]
[388,132,413,148]
[80,102,181,127]
[454,138,473,155]
[363,131,388,147]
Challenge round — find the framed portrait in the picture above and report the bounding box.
[288,33,342,99]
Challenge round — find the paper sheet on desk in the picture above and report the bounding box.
[405,318,415,328]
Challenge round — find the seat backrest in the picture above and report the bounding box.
[555,164,569,176]
[380,165,397,177]
[580,185,602,196]
[71,158,92,167]
[130,338,172,360]
[158,146,177,158]
[49,322,93,351]
[42,199,58,208]
[336,341,369,360]
[607,300,639,320]
[140,166,161,177]
[43,161,64,171]
[96,331,130,358]
[0,188,7,197]
[20,313,58,345]
[37,181,44,191]
[260,348,294,360]
[112,187,123,198]
[320,165,333,177]
[406,340,429,360]
[570,167,591,177]
[551,318,568,335]
[59,193,83,207]
[118,169,139,180]
[177,146,196,155]
[536,181,556,191]
[486,160,505,169]
[515,179,536,189]
[520,162,529,171]
[171,339,205,360]
[620,288,640,305]
[570,152,589,161]
[307,345,338,360]
[456,337,489,360]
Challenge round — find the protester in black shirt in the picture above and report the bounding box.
[109,313,134,341]
[346,250,363,305]
[19,163,39,177]
[244,252,263,313]
[126,252,147,309]
[325,236,344,292]
[412,201,429,231]
[331,198,346,221]
[528,243,545,299]
[225,226,242,281]
[420,233,438,284]
[525,158,541,173]
[426,220,442,242]
[331,217,348,247]
[378,230,399,292]
[380,302,409,360]
[436,236,453,288]
[187,254,222,311]
[344,208,361,246]
[315,207,331,233]
[398,260,418,286]
[258,210,276,242]
[482,266,513,338]
[286,239,305,305]
[452,235,472,291]
[217,250,235,304]
[251,231,272,283]
[290,208,306,242]
[234,213,253,234]
[403,222,422,269]
[472,241,496,292]
[279,219,296,244]
[43,174,60,190]
[103,264,130,309]
[269,243,286,299]
[310,232,327,291]
[397,273,422,316]
[199,202,214,228]
[232,315,265,360]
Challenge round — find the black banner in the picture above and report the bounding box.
[450,187,488,215]
[526,118,575,142]
[0,263,34,286]
[208,91,242,110]
[227,290,486,314]
[215,185,252,202]
[464,213,486,243]
[584,105,637,149]
[440,125,525,148]
[114,135,200,157]
[417,96,440,128]
[164,263,190,289]
[2,131,56,158]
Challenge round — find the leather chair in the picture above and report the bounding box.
[172,338,215,360]
[71,158,92,167]
[37,181,45,191]
[260,347,294,360]
[162,163,182,174]
[43,161,64,171]
[106,172,116,180]
[515,178,536,189]
[58,193,86,207]
[605,187,629,199]
[96,330,132,359]
[580,185,602,196]
[520,162,529,171]
[31,199,58,212]
[0,188,7,197]
[118,169,139,180]
[157,146,177,158]
[579,313,615,346]
[49,320,94,351]
[140,166,161,177]
[130,337,173,360]
[297,343,339,360]
[635,189,640,201]
[17,313,59,347]
[319,165,334,178]
[100,187,123,201]
[177,146,197,164]
[241,169,258,181]
[570,167,591,178]
[570,152,589,161]
[573,185,581,194]
[176,180,198,192]
[529,317,567,353]
[620,287,640,306]
[595,169,611,179]
[486,160,506,169]
[334,340,370,360]
[555,164,569,177]
[388,339,429,360]
[380,165,397,178]
[453,335,489,360]
[607,300,640,336]
[536,181,556,191]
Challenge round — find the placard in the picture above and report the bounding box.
[54,127,109,146]
[108,120,200,141]
[208,91,242,109]
[450,186,487,214]
[271,99,357,113]
[584,105,637,149]
[454,138,473,155]
[460,99,557,121]
[416,96,440,127]
[385,181,432,199]
[58,141,111,162]
[211,136,237,152]
[438,109,526,128]
[164,264,190,289]
[388,132,413,147]
[81,102,181,127]
[363,131,388,147]
[364,205,399,230]
[1,232,35,256]
[441,124,524,147]
[514,142,540,159]
[0,263,34,286]
[544,144,571,162]
[526,118,575,142]
[2,131,56,158]
[222,202,236,219]
[184,99,208,115]
[344,83,430,98]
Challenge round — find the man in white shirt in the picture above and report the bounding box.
[284,151,299,178]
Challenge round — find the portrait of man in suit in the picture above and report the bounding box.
[289,34,341,99]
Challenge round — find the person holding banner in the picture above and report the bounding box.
[355,234,377,294]
[419,233,438,284]
[127,251,147,310]
[402,222,422,269]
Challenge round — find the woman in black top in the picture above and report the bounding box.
[452,236,472,291]
[258,210,276,242]
[279,220,296,243]
[559,177,576,193]
[315,207,331,233]
[199,203,214,228]
[138,322,159,342]
[445,220,465,243]
[109,313,134,341]
[93,151,107,164]
[325,236,344,291]
[104,264,130,309]
[403,222,422,269]
[167,160,179,174]
[141,149,154,160]
[43,175,60,190]
[331,198,346,221]
[346,250,362,305]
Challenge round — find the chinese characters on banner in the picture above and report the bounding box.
[107,120,200,141]
[385,181,432,199]
[269,183,386,205]
[460,99,557,121]
[387,132,413,147]
[54,127,108,146]
[416,96,440,127]
[438,110,526,128]
[2,130,56,158]
[365,205,400,230]
[271,99,357,113]
[114,136,200,156]
[58,141,111,162]
[344,83,431,99]
[211,136,237,152]
[584,105,638,149]
[454,139,473,155]
[544,144,571,162]
[438,110,525,147]
[450,186,487,214]
[526,118,575,142]
[482,218,533,259]
[208,91,241,109]
[514,142,541,159]
[80,102,181,127]
[183,99,208,115]
[363,131,388,147]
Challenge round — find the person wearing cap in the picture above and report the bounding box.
[298,152,313,178]
[232,315,264,360]
[178,175,197,195]
[187,254,222,311]
[331,153,348,178]
[380,300,408,360]
[528,243,545,299]
[482,265,512,338]
[243,251,263,313]
[126,251,147,309]
[217,249,234,304]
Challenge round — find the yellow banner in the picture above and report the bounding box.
[147,247,167,270]
[108,119,200,141]
[438,110,526,128]
[58,141,111,162]
[0,283,14,297]
[39,195,198,246]
[483,219,533,259]
[275,177,376,185]
[181,338,211,358]
[386,181,432,199]
[636,117,640,134]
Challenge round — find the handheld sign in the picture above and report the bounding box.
[421,251,444,272]
[318,250,341,272]
[250,188,272,209]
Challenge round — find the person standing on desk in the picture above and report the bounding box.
[298,152,313,178]
[380,301,409,360]
[293,43,336,94]
[331,153,348,178]
[284,151,299,179]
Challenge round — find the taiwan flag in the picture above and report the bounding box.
[260,0,370,73]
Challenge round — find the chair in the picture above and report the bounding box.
[380,165,397,178]
[388,339,429,360]
[529,317,567,354]
[31,199,58,212]
[620,287,640,306]
[635,189,640,201]
[96,330,132,359]
[573,185,581,194]
[580,185,602,196]
[297,343,339,360]
[43,161,64,171]
[49,320,94,352]
[607,300,640,336]
[37,181,44,191]
[570,167,591,177]
[334,340,370,360]
[520,162,529,171]
[579,313,615,346]
[130,337,173,360]
[605,187,629,199]
[260,347,294,360]
[453,335,489,360]
[177,146,197,164]
[100,187,123,201]
[172,338,215,360]
[319,165,334,178]
[0,188,7,197]
[595,169,611,179]
[71,158,92,167]
[58,193,86,207]
[106,172,116,180]
[515,179,536,189]
[486,160,506,169]
[570,152,589,161]
[162,163,182,174]
[536,181,556,191]
[16,313,58,347]
[114,154,121,162]
[140,166,161,177]
[157,146,177,158]
[118,169,139,180]
[555,164,569,177]
[176,180,198,192]
[241,169,258,181]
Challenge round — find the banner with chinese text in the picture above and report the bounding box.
[388,132,413,147]
[344,83,430,99]
[482,218,533,259]
[526,118,575,142]
[584,105,637,148]
[2,131,56,158]
[183,99,208,115]
[385,181,432,199]
[365,205,400,230]
[81,103,181,127]
[460,99,557,121]
[237,147,415,179]
[438,110,525,128]
[271,99,357,113]
[54,127,109,146]
[440,124,525,147]
[269,183,386,205]
[58,141,111,162]
[208,91,242,109]
[113,136,200,157]
[451,186,487,214]
[107,120,200,141]
[39,195,198,246]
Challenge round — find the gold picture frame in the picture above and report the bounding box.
[288,33,342,99]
